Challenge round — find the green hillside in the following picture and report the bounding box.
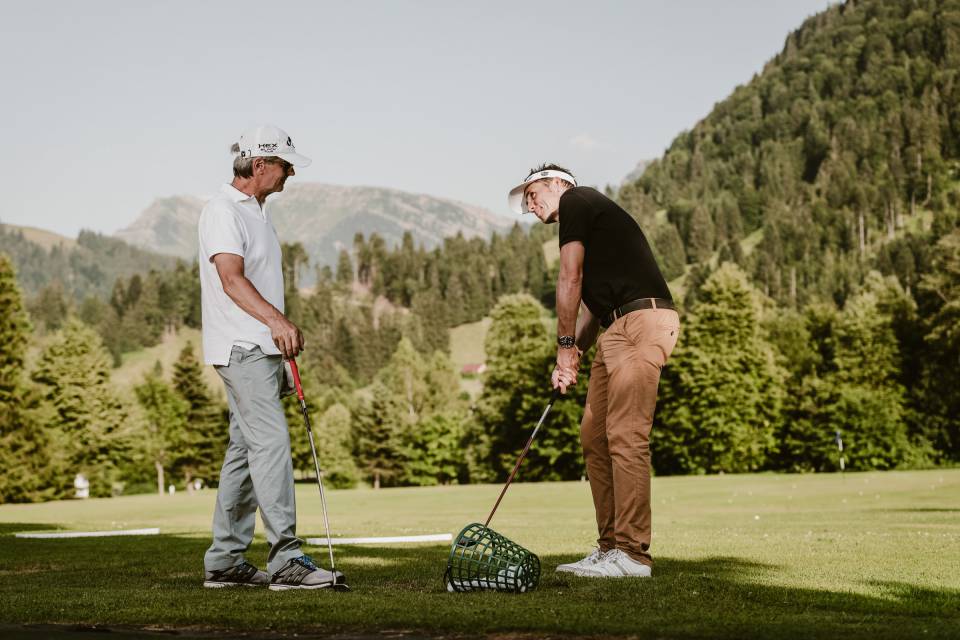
[0,224,76,251]
[0,224,176,300]
[618,0,960,305]
[113,327,221,395]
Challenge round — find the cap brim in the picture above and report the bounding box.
[276,151,312,168]
[507,180,532,214]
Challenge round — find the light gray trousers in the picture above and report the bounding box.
[203,345,302,577]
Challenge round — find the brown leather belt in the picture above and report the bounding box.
[601,297,676,329]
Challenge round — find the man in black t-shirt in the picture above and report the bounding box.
[507,163,681,578]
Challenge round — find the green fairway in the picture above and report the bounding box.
[1,470,958,639]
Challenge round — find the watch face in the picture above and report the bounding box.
[558,335,576,348]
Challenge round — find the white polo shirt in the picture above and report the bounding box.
[198,184,285,366]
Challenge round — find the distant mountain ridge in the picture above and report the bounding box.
[115,183,516,267]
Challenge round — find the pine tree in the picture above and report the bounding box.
[282,242,309,325]
[916,229,960,459]
[352,338,464,487]
[651,223,687,281]
[26,280,70,333]
[134,362,188,494]
[686,204,716,263]
[656,264,786,474]
[0,255,55,503]
[410,289,450,355]
[336,249,354,287]
[470,294,588,482]
[352,385,405,489]
[32,319,132,497]
[399,411,467,486]
[169,342,227,488]
[314,403,359,489]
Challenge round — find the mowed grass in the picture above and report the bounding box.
[1,471,958,639]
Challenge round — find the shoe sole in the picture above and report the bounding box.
[203,581,265,588]
[555,565,586,574]
[572,568,652,578]
[268,582,334,591]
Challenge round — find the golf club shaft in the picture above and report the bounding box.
[483,388,561,528]
[288,359,337,574]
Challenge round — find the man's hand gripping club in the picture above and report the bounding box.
[552,241,599,394]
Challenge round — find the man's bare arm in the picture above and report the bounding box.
[212,253,303,358]
[557,241,585,338]
[575,303,600,354]
[552,241,586,391]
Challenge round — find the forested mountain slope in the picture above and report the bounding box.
[0,223,175,300]
[618,0,959,305]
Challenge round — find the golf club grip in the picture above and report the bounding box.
[287,358,305,401]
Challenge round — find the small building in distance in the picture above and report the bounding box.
[460,363,487,378]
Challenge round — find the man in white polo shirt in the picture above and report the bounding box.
[199,124,342,590]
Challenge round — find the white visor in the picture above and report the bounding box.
[507,169,578,214]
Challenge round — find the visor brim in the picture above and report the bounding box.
[275,151,312,168]
[507,181,532,214]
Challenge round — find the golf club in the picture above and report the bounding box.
[444,388,561,593]
[287,357,350,592]
[483,387,562,529]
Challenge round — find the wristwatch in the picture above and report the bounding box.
[557,335,576,349]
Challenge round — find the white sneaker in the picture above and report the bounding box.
[555,548,607,574]
[576,548,652,578]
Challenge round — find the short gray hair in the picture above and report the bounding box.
[231,142,255,178]
[231,143,289,178]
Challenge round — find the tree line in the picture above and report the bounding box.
[3,216,958,503]
[0,222,556,501]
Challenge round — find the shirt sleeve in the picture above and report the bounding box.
[199,203,246,262]
[558,189,594,247]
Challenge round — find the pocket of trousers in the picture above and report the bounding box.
[657,319,681,364]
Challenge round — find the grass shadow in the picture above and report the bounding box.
[0,523,63,535]
[877,508,960,513]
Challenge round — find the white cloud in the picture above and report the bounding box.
[569,133,609,151]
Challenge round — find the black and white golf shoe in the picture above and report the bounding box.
[203,561,269,588]
[269,555,347,591]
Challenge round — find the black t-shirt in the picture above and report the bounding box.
[558,186,672,318]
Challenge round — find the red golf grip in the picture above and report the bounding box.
[288,358,305,401]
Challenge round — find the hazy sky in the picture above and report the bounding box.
[1,1,834,238]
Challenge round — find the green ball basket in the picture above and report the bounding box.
[444,523,541,593]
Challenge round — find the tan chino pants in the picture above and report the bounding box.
[580,307,680,566]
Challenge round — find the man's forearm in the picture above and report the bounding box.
[556,271,582,338]
[221,274,285,329]
[575,304,600,353]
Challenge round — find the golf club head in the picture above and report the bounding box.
[332,574,351,592]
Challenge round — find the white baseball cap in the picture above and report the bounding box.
[507,169,578,214]
[236,124,312,168]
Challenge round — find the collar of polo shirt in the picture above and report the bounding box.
[222,183,255,202]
